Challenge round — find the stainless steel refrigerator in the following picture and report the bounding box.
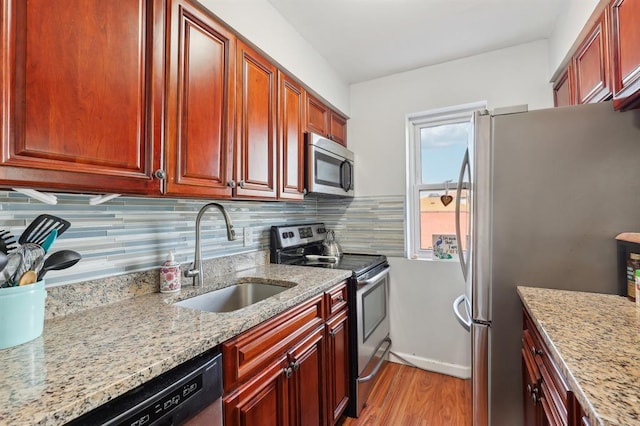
[452,101,640,426]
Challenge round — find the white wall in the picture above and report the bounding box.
[349,40,554,377]
[199,0,350,115]
[547,0,604,79]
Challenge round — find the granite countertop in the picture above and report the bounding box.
[518,286,640,426]
[0,264,351,425]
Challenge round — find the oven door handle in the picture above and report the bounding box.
[356,265,390,286]
[357,337,392,383]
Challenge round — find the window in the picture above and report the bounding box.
[405,101,486,260]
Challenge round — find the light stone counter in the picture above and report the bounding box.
[0,264,351,425]
[518,286,640,426]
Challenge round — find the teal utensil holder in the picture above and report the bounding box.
[0,280,46,350]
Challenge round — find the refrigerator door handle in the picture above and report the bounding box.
[453,294,471,331]
[455,149,470,280]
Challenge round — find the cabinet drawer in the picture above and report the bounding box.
[223,295,325,393]
[325,281,348,318]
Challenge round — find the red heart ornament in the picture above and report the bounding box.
[440,195,453,206]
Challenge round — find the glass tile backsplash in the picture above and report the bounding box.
[0,191,404,286]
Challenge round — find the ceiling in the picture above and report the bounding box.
[267,0,567,84]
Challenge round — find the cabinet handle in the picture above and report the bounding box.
[530,346,543,357]
[284,366,293,378]
[303,188,308,195]
[227,180,236,188]
[329,329,337,337]
[239,180,246,188]
[335,296,344,303]
[154,169,167,180]
[291,361,300,372]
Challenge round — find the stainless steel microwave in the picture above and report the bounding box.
[306,132,354,197]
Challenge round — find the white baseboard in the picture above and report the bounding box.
[389,351,471,379]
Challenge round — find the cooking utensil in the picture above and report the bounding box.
[304,254,339,262]
[37,250,82,280]
[1,252,22,287]
[17,270,37,286]
[0,252,7,272]
[14,243,45,283]
[40,229,58,253]
[19,214,71,246]
[322,230,343,258]
[0,229,17,254]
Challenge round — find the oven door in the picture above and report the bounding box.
[354,265,391,415]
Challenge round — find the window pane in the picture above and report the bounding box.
[419,189,469,252]
[420,122,469,184]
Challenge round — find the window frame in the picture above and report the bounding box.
[405,101,486,261]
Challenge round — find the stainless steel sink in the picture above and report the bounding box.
[174,282,292,313]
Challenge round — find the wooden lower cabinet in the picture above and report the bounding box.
[522,308,590,426]
[326,308,349,424]
[288,326,326,426]
[223,354,291,426]
[223,281,350,426]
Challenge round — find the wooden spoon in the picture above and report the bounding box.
[18,270,37,286]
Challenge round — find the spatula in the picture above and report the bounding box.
[0,229,17,254]
[19,214,70,246]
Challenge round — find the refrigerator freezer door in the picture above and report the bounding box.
[472,323,490,426]
[472,111,492,322]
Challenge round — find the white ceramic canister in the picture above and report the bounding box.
[160,251,181,293]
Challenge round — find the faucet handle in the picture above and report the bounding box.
[184,267,199,278]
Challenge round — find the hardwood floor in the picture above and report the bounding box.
[340,361,471,426]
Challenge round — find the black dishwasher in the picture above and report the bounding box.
[66,349,223,426]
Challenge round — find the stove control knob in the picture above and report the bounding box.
[282,232,288,239]
[287,232,295,238]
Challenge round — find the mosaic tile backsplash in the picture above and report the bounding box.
[0,191,404,287]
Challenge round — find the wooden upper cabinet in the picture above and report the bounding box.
[328,111,347,146]
[611,0,640,110]
[574,11,611,104]
[235,40,277,198]
[305,94,348,146]
[553,64,575,107]
[306,94,330,137]
[0,0,163,194]
[278,72,305,200]
[164,0,235,198]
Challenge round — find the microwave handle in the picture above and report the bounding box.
[340,160,352,192]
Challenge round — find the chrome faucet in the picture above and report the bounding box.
[185,203,236,286]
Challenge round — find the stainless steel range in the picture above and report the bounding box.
[270,223,391,418]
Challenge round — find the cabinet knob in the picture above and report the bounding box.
[303,188,308,195]
[291,361,300,372]
[284,366,293,378]
[227,180,236,188]
[329,329,337,337]
[239,180,246,188]
[530,346,543,357]
[154,169,167,180]
[335,296,344,303]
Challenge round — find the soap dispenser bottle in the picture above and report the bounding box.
[160,251,181,293]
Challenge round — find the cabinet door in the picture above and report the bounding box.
[329,111,348,146]
[574,11,611,104]
[164,0,235,198]
[0,0,162,194]
[278,72,305,200]
[611,0,640,109]
[306,94,329,137]
[326,309,349,424]
[235,40,277,198]
[553,65,575,107]
[288,326,326,426]
[224,354,290,426]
